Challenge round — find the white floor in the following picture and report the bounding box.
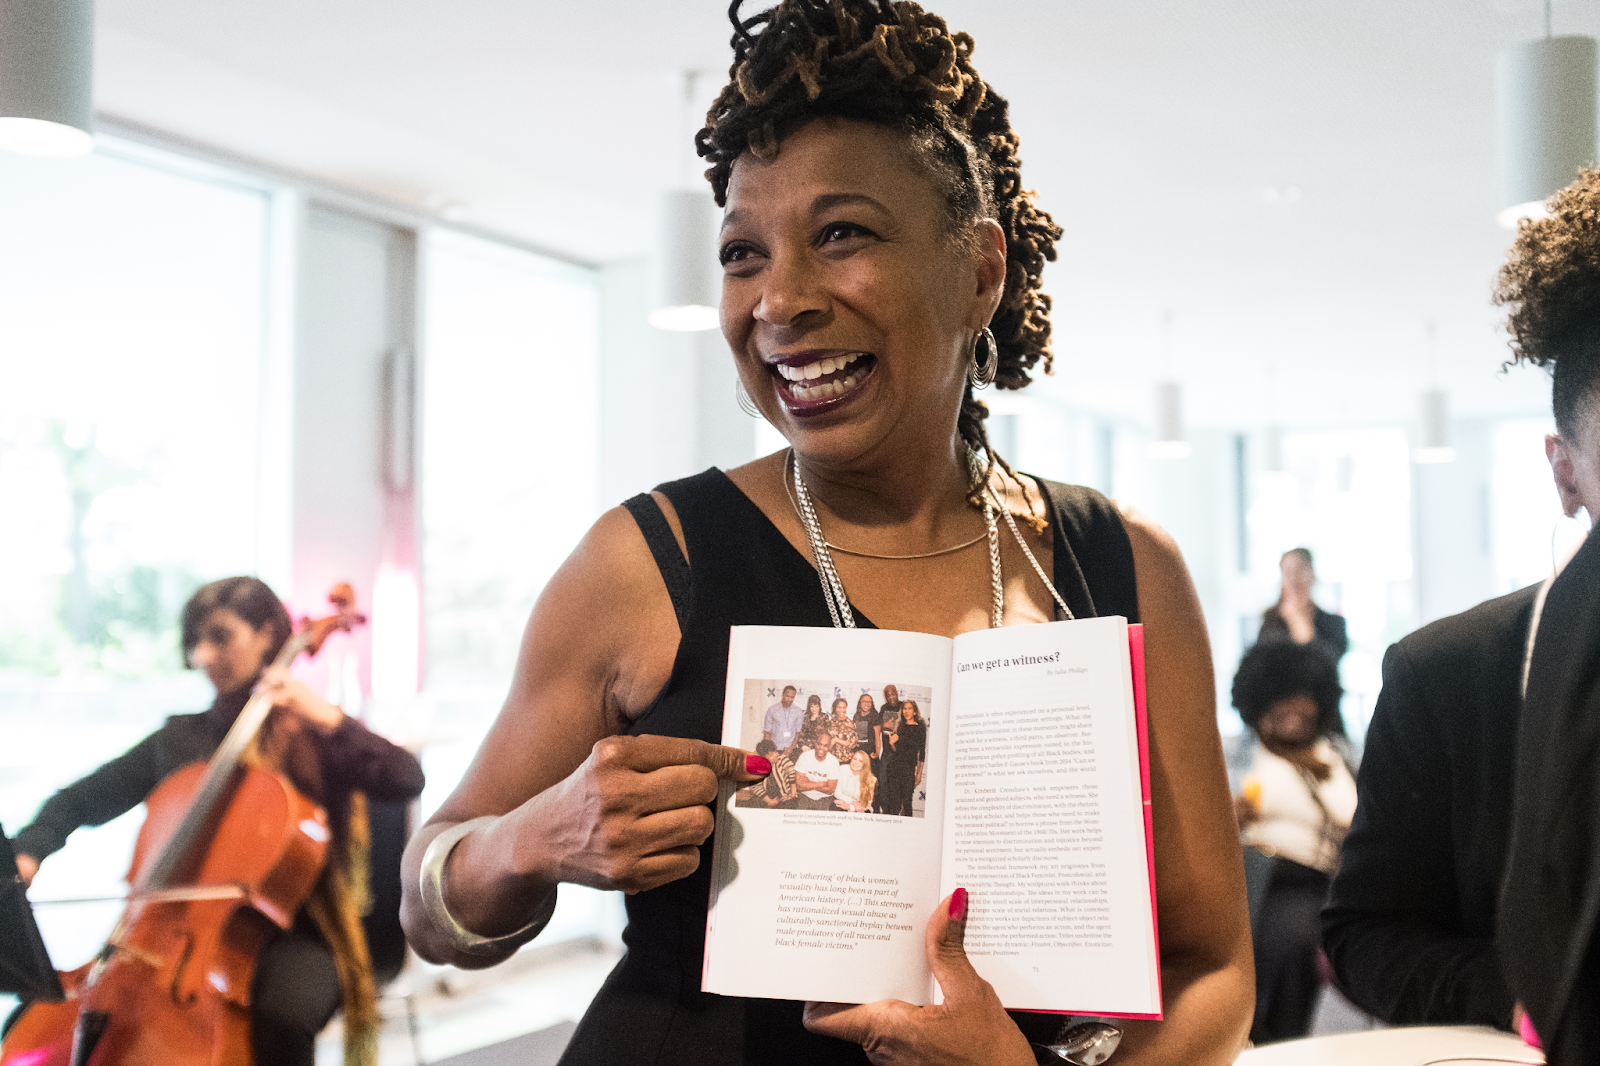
[316,938,621,1066]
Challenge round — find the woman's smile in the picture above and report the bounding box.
[766,349,878,415]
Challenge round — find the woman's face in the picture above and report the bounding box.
[901,703,916,723]
[832,698,848,717]
[719,117,1006,469]
[851,752,867,773]
[1280,555,1314,596]
[1258,693,1319,749]
[189,608,274,695]
[857,694,874,714]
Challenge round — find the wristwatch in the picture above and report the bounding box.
[1031,1021,1122,1065]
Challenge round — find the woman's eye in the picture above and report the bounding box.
[719,241,758,265]
[819,222,872,244]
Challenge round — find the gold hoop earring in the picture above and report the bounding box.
[969,327,999,389]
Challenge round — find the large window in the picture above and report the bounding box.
[419,230,612,944]
[0,143,272,972]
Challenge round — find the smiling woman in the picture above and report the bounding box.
[400,3,1252,1064]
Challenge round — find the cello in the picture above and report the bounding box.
[2,584,367,1066]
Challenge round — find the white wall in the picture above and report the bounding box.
[292,205,419,698]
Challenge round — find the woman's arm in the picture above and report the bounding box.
[12,729,171,869]
[1112,504,1254,1063]
[399,501,764,968]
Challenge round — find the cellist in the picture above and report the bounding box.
[10,576,425,1066]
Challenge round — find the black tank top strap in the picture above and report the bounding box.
[621,492,691,633]
[1033,477,1140,624]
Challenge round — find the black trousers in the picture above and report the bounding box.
[251,926,344,1066]
[1251,856,1331,1044]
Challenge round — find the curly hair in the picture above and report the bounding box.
[1493,167,1600,440]
[697,0,1062,508]
[1231,640,1344,739]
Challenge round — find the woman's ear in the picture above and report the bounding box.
[971,218,1007,324]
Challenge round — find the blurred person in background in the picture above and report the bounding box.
[1487,168,1600,1062]
[1233,641,1355,1043]
[1258,548,1348,665]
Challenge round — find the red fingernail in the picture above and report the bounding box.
[949,886,968,922]
[746,754,772,776]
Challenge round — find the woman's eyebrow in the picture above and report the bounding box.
[811,192,889,215]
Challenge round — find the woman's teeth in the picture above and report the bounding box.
[776,352,863,382]
[788,366,866,401]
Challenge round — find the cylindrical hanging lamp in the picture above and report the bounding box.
[1414,388,1457,464]
[1261,425,1285,473]
[1495,34,1597,228]
[648,188,720,331]
[1149,381,1192,459]
[0,0,94,158]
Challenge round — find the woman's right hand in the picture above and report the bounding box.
[15,853,38,888]
[476,735,769,897]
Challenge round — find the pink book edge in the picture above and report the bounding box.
[1015,623,1161,1021]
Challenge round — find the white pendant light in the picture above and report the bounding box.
[0,0,94,158]
[1261,424,1285,473]
[1149,381,1192,460]
[649,188,720,331]
[1414,388,1457,464]
[650,71,719,332]
[1494,8,1596,229]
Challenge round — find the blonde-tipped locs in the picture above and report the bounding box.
[698,0,1061,518]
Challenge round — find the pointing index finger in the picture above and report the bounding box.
[623,735,770,781]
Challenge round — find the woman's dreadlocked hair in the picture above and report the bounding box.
[697,0,1062,516]
[1494,167,1600,441]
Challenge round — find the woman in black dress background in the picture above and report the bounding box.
[884,700,927,818]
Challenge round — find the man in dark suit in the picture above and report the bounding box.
[1321,584,1536,1026]
[1501,530,1599,1061]
[1326,167,1600,1045]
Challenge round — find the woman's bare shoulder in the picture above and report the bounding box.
[516,500,684,724]
[1111,500,1188,581]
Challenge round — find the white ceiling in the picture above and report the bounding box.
[90,0,1593,429]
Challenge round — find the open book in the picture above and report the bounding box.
[702,617,1159,1018]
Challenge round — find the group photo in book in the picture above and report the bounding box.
[737,679,934,817]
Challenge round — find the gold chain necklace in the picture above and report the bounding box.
[780,460,987,560]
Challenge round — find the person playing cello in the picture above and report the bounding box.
[10,576,425,1066]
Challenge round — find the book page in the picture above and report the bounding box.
[940,616,1160,1017]
[703,625,952,1005]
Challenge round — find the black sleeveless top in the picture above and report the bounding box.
[557,468,1139,1066]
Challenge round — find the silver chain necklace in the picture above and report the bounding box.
[787,447,1073,629]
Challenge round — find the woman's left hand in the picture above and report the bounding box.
[804,889,1034,1066]
[257,666,345,732]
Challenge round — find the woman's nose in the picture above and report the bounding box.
[752,251,826,327]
